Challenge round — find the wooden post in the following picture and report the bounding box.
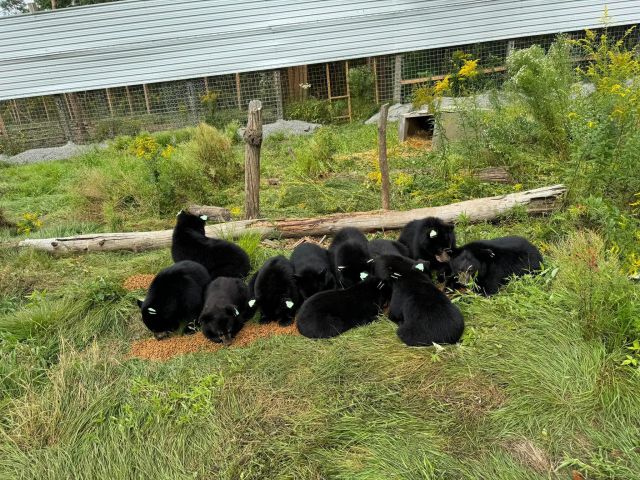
[507,39,515,58]
[273,70,284,120]
[235,73,242,110]
[66,92,87,143]
[41,97,50,120]
[325,63,332,99]
[105,88,114,116]
[393,54,403,104]
[0,108,7,139]
[345,60,352,122]
[243,100,262,219]
[373,57,380,104]
[53,94,73,142]
[12,100,22,125]
[204,77,210,94]
[377,103,391,210]
[125,86,134,114]
[143,84,152,114]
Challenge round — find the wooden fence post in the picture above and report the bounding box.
[53,94,73,142]
[243,100,262,219]
[143,84,152,114]
[273,70,284,120]
[377,103,391,210]
[0,108,7,140]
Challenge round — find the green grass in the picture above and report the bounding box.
[1,115,639,478]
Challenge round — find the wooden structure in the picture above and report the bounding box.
[243,100,263,219]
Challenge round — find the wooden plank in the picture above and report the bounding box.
[373,57,380,104]
[345,60,352,122]
[401,66,507,86]
[378,103,390,209]
[393,55,402,103]
[125,86,134,114]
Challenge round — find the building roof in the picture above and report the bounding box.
[1,0,639,101]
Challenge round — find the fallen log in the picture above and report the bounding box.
[185,205,231,222]
[19,184,565,254]
[473,167,514,184]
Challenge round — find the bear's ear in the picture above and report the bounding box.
[225,305,240,317]
[199,214,208,221]
[248,298,257,308]
[136,298,144,308]
[318,267,326,275]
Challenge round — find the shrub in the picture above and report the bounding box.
[15,213,43,235]
[286,98,334,123]
[348,66,378,120]
[222,120,241,145]
[186,123,240,186]
[294,127,337,177]
[505,39,574,157]
[93,117,142,142]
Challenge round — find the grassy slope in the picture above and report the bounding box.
[0,125,639,479]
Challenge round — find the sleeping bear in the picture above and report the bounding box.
[449,236,543,296]
[248,255,301,326]
[199,276,250,345]
[376,254,464,346]
[171,210,250,279]
[369,238,410,259]
[290,242,336,300]
[328,227,373,288]
[398,217,456,280]
[296,277,389,339]
[137,260,211,339]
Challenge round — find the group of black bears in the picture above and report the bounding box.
[138,211,543,347]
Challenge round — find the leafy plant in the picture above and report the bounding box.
[16,212,43,235]
[286,98,334,123]
[93,117,142,142]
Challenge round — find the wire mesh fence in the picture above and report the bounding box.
[0,23,637,155]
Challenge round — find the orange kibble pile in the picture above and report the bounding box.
[123,274,156,291]
[129,321,300,361]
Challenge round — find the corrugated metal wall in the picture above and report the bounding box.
[1,0,639,101]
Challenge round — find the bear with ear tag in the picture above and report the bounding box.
[290,242,336,300]
[328,227,373,289]
[376,254,464,346]
[137,260,210,339]
[449,236,543,296]
[296,276,389,339]
[199,276,251,345]
[171,210,250,279]
[247,255,301,326]
[398,217,456,280]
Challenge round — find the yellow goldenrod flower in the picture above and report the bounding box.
[567,112,578,119]
[587,121,596,129]
[433,76,450,95]
[458,59,479,78]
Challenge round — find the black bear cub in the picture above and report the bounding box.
[290,242,336,299]
[199,277,250,345]
[296,277,389,339]
[328,227,373,288]
[449,236,543,296]
[398,217,456,279]
[376,255,464,346]
[137,260,210,339]
[369,238,410,259]
[248,255,301,326]
[171,210,250,279]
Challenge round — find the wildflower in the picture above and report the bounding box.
[229,206,242,217]
[513,183,523,192]
[160,145,175,159]
[394,172,414,189]
[458,59,479,78]
[567,112,578,120]
[299,83,311,90]
[587,121,596,129]
[433,76,450,95]
[367,170,382,185]
[610,84,622,94]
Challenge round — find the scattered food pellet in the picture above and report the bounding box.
[129,321,300,361]
[123,274,156,291]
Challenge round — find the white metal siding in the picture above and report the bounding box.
[1,0,638,100]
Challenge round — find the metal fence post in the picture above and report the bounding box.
[273,70,284,120]
[393,54,403,104]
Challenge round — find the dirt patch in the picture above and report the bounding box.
[123,274,156,291]
[503,438,552,474]
[129,321,300,361]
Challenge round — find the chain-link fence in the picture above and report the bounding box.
[1,23,637,154]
